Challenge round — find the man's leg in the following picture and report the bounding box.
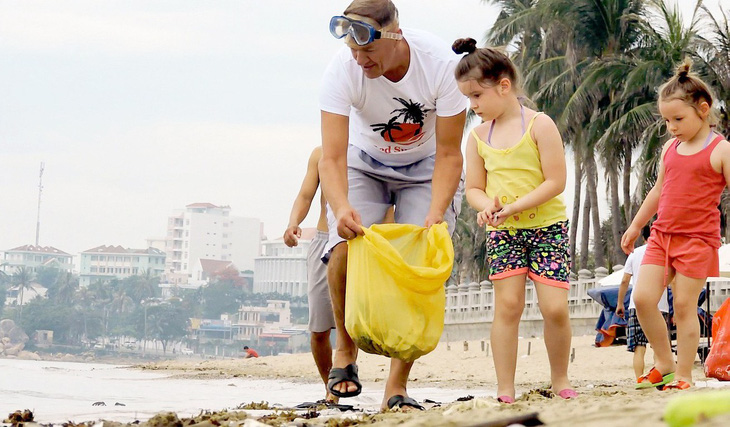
[381,358,415,410]
[327,242,359,395]
[310,331,336,401]
[307,232,337,399]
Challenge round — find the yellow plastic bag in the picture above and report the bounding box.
[345,222,454,363]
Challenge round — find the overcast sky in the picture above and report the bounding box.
[0,0,724,258]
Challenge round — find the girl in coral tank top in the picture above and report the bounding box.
[621,59,730,391]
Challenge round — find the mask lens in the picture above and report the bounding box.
[350,21,373,45]
[329,16,351,39]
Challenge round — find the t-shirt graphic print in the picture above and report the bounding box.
[371,97,431,149]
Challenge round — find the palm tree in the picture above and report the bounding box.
[130,269,159,303]
[54,271,78,305]
[12,266,35,319]
[371,117,403,141]
[109,288,134,314]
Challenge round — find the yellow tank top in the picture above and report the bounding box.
[473,113,567,230]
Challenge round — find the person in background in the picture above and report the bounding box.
[284,145,395,403]
[616,225,670,380]
[243,346,259,358]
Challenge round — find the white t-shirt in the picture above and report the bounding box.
[319,28,467,167]
[625,244,669,312]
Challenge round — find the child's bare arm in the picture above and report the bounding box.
[621,140,673,253]
[464,132,497,226]
[717,139,730,188]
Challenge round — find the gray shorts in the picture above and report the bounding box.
[307,231,335,333]
[324,145,463,258]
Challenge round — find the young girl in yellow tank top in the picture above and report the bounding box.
[453,37,574,403]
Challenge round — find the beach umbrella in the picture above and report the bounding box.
[597,269,625,287]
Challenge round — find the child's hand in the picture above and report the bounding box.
[620,226,639,255]
[476,196,501,227]
[491,197,515,227]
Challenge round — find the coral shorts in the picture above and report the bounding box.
[642,230,719,280]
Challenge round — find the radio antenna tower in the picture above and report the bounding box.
[35,162,45,246]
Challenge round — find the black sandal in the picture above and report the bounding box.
[327,364,362,398]
[386,395,424,411]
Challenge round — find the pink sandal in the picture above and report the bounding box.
[557,389,578,399]
[497,395,515,404]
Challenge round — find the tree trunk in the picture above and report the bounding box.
[609,168,626,265]
[623,138,632,225]
[580,177,592,270]
[570,148,582,273]
[586,153,605,268]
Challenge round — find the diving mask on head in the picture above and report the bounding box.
[329,15,403,46]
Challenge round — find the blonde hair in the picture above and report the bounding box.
[659,58,718,126]
[344,0,399,28]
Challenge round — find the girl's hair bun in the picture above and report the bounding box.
[452,38,478,55]
[676,58,692,83]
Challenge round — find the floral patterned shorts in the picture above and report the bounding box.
[487,221,570,289]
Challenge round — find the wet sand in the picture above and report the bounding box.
[128,335,730,426]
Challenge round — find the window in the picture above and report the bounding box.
[91,255,97,261]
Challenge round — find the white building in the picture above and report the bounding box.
[78,245,166,287]
[1,245,73,274]
[5,282,48,306]
[165,203,262,285]
[253,228,317,297]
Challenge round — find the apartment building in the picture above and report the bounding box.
[1,245,73,274]
[78,245,166,287]
[165,203,262,285]
[253,228,317,297]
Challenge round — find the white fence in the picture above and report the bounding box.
[445,267,730,326]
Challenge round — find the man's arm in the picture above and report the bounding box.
[319,111,362,239]
[283,147,322,247]
[425,110,466,228]
[616,273,632,319]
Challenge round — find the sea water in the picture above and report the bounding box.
[0,358,480,423]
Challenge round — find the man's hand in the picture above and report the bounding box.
[283,225,302,247]
[424,211,445,228]
[336,206,363,240]
[616,304,625,319]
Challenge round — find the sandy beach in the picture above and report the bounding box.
[129,335,730,426]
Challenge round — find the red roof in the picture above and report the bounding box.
[7,245,70,255]
[199,259,235,274]
[82,245,163,255]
